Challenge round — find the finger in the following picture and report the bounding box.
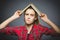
[40,13,45,17]
[16,10,22,16]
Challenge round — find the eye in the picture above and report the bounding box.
[31,14,34,16]
[25,13,29,15]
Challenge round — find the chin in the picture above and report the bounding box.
[26,23,31,25]
[25,22,32,25]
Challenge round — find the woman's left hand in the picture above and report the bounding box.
[39,13,49,22]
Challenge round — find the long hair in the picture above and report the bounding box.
[24,6,39,25]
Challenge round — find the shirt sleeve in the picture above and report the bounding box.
[38,24,60,36]
[0,26,19,35]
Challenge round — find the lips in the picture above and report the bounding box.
[27,19,30,21]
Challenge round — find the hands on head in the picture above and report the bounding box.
[0,3,60,33]
[13,3,49,22]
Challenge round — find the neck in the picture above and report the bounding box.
[25,24,33,28]
[25,24,34,34]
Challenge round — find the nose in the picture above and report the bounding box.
[28,16,30,19]
[27,15,31,19]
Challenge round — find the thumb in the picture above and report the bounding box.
[17,10,22,16]
[40,13,45,17]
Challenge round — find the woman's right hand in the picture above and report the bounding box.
[12,10,22,19]
[0,10,22,29]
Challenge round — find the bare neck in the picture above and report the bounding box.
[25,24,33,29]
[25,24,33,34]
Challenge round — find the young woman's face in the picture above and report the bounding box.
[24,9,36,25]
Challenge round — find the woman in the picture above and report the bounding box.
[0,6,60,40]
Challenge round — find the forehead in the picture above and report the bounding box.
[25,8,35,14]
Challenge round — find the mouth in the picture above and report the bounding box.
[27,20,30,21]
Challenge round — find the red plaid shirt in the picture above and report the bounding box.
[0,24,58,40]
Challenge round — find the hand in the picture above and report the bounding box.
[12,10,22,19]
[40,13,49,22]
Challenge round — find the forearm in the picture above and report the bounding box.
[45,19,60,33]
[0,16,19,29]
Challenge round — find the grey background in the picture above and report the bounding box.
[0,0,60,40]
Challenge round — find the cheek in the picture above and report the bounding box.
[24,15,35,21]
[24,16,28,21]
[24,16,27,19]
[30,17,35,22]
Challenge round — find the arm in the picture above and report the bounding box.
[0,3,32,29]
[40,13,60,33]
[30,3,60,33]
[0,10,22,29]
[45,18,60,33]
[38,24,59,36]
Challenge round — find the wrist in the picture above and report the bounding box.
[44,19,50,23]
[10,16,18,21]
[11,15,20,19]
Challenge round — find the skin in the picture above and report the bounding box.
[24,9,37,33]
[25,9,36,25]
[0,9,60,34]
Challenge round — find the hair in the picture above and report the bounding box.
[24,6,39,25]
